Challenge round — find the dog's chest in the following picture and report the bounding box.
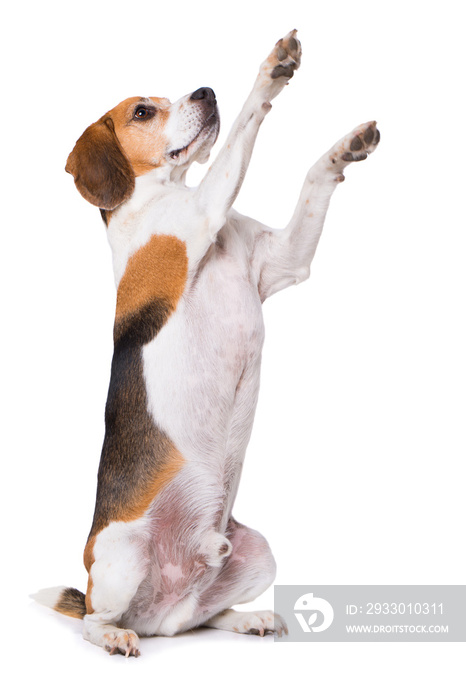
[192,232,264,352]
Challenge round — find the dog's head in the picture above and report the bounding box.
[66,88,220,211]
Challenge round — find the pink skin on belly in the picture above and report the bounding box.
[228,525,248,563]
[161,591,184,607]
[161,562,184,582]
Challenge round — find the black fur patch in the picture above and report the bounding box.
[88,297,176,539]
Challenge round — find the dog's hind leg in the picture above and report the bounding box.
[82,521,149,656]
[193,518,287,637]
[84,613,141,657]
[255,122,380,301]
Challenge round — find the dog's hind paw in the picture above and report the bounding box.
[199,531,232,568]
[205,608,289,637]
[103,629,141,658]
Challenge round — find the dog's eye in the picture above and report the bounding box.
[133,106,155,121]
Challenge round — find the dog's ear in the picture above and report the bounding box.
[66,116,135,210]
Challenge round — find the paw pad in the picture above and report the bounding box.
[270,30,302,81]
[271,64,296,80]
[350,135,363,151]
[333,122,380,169]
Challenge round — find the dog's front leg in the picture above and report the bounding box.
[196,30,301,238]
[257,122,380,300]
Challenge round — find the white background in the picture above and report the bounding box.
[2,0,465,696]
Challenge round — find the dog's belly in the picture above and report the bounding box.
[142,233,264,469]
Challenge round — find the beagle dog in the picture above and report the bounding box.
[33,30,379,656]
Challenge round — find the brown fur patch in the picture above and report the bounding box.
[115,234,188,327]
[66,117,135,210]
[83,536,96,614]
[91,440,185,536]
[83,535,96,573]
[109,97,171,177]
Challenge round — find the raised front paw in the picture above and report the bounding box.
[257,30,302,101]
[329,121,380,179]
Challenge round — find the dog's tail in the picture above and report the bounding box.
[31,586,86,619]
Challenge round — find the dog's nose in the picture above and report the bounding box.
[190,87,216,102]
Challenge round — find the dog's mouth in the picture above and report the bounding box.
[168,111,219,162]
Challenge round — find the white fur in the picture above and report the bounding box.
[88,519,150,614]
[30,586,65,609]
[156,594,198,637]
